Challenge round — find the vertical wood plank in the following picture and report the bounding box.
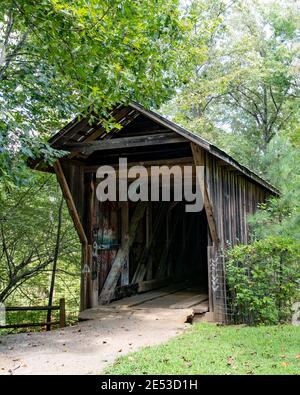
[145,204,153,280]
[191,143,219,245]
[59,298,66,328]
[99,203,146,304]
[121,201,129,285]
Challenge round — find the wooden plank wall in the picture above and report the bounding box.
[58,153,269,311]
[204,151,267,248]
[60,160,85,226]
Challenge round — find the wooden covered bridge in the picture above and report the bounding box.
[33,102,278,321]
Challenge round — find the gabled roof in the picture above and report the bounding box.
[39,101,279,195]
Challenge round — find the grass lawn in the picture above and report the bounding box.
[105,323,300,375]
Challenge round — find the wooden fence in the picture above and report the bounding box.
[0,298,66,330]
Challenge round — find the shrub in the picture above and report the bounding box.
[226,236,300,325]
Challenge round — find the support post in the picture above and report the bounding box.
[191,143,225,321]
[191,143,219,245]
[121,202,129,286]
[59,298,66,328]
[53,160,89,311]
[146,204,153,280]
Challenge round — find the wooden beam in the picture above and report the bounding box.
[54,161,90,311]
[137,278,170,293]
[84,157,193,172]
[169,294,208,309]
[191,143,219,245]
[145,204,153,280]
[120,202,129,286]
[53,160,87,246]
[99,202,147,304]
[61,133,186,154]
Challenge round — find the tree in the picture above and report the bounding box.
[163,0,299,172]
[0,1,218,308]
[0,174,79,303]
[163,1,300,324]
[0,0,211,184]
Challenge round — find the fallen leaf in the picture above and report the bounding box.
[295,354,300,359]
[281,362,289,367]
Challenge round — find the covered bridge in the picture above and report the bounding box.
[33,102,278,321]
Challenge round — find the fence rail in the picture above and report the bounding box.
[0,298,66,330]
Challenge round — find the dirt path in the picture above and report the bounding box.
[0,307,192,375]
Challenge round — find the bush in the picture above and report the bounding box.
[226,236,300,325]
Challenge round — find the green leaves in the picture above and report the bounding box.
[162,0,299,172]
[1,0,209,186]
[226,236,300,325]
[0,173,80,303]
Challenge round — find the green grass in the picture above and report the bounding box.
[105,323,300,375]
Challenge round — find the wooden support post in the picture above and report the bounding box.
[61,133,186,153]
[54,161,87,245]
[146,204,153,280]
[59,298,66,328]
[99,203,147,304]
[207,246,226,322]
[191,143,219,245]
[121,202,129,286]
[53,160,89,311]
[80,245,87,311]
[191,143,222,319]
[89,177,98,308]
[207,246,214,313]
[88,244,98,307]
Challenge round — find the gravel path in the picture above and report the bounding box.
[0,307,192,375]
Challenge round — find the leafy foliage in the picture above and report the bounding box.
[163,0,299,172]
[0,0,218,323]
[0,173,80,305]
[0,0,212,184]
[249,135,300,243]
[163,0,300,325]
[226,236,300,325]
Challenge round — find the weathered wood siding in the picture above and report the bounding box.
[57,151,270,312]
[60,160,85,226]
[204,151,267,247]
